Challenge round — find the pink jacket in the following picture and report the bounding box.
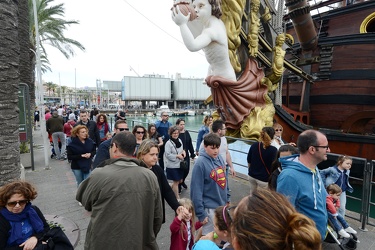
[326,196,341,216]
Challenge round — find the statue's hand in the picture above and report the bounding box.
[171,5,189,26]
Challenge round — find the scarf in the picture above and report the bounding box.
[1,203,44,246]
[97,121,109,135]
[68,137,96,173]
[170,138,182,148]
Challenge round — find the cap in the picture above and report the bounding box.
[68,114,76,120]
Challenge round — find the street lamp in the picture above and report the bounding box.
[32,0,50,169]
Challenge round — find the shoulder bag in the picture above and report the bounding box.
[171,140,188,171]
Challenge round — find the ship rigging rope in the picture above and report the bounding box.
[121,0,205,57]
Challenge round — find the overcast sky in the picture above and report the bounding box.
[42,0,208,88]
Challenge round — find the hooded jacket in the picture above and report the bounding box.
[277,155,327,240]
[190,150,229,222]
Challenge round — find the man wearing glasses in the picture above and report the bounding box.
[155,111,172,170]
[277,129,330,240]
[77,131,162,250]
[92,120,129,169]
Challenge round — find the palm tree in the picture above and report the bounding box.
[61,85,67,104]
[28,0,85,106]
[44,81,55,96]
[0,1,22,184]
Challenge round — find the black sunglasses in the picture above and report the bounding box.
[136,131,145,134]
[7,200,28,207]
[117,128,129,131]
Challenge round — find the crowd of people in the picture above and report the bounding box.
[3,102,358,250]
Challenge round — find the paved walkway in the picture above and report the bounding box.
[21,128,375,250]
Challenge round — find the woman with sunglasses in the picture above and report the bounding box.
[132,125,148,156]
[0,181,50,250]
[271,123,296,149]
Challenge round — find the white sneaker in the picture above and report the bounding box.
[345,226,357,234]
[338,229,351,238]
[78,202,83,207]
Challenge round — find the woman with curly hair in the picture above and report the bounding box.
[67,125,96,187]
[0,181,50,250]
[231,189,321,250]
[96,114,111,142]
[247,127,277,194]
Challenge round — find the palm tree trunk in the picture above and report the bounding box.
[19,0,35,111]
[0,0,21,184]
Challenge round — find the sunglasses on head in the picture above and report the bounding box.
[117,128,129,131]
[7,200,28,207]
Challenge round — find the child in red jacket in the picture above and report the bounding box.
[170,198,202,250]
[326,184,357,238]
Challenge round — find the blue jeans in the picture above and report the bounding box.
[72,169,91,186]
[328,212,349,231]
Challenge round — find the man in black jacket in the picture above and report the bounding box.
[74,110,100,146]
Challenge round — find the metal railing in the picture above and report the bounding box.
[120,117,375,229]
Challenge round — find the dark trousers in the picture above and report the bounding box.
[158,144,165,170]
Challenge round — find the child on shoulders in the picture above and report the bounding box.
[326,184,357,238]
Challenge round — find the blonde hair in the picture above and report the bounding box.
[232,189,321,250]
[337,155,352,166]
[178,198,196,241]
[136,140,159,160]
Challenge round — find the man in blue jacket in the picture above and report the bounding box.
[155,111,172,170]
[277,129,330,240]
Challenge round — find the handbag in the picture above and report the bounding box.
[36,226,74,250]
[179,160,188,171]
[171,140,188,171]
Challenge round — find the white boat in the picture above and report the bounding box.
[156,105,174,117]
[187,110,196,116]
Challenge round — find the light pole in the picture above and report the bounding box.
[32,0,50,169]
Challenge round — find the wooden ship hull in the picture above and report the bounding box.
[278,0,375,160]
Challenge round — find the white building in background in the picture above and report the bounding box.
[102,74,211,109]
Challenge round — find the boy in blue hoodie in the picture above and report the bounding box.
[277,129,329,240]
[191,133,229,236]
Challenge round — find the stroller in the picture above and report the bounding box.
[324,219,359,250]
